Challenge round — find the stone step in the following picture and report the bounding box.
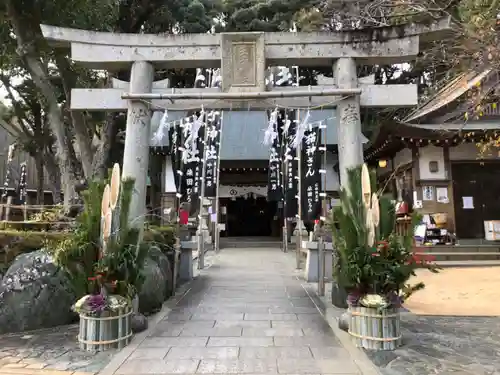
[434,260,500,268]
[425,252,500,262]
[418,245,500,253]
[221,240,282,248]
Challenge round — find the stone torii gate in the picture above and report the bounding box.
[41,19,451,227]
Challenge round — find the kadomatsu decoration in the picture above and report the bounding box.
[330,163,439,350]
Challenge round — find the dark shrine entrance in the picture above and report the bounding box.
[452,161,500,239]
[224,196,278,237]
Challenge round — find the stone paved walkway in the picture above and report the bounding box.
[365,314,500,375]
[112,247,363,375]
[0,325,114,375]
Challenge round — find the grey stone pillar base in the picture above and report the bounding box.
[338,311,349,332]
[131,312,148,333]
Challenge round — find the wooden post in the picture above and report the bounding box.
[198,114,209,270]
[295,110,302,269]
[317,236,325,296]
[5,196,12,221]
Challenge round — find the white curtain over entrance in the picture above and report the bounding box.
[219,185,267,198]
[164,157,176,193]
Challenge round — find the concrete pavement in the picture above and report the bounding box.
[102,247,366,375]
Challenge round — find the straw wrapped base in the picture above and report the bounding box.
[348,305,401,351]
[78,306,133,352]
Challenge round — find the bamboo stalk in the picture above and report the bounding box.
[382,310,389,350]
[370,308,378,350]
[5,196,12,221]
[348,306,401,351]
[117,307,124,349]
[109,164,121,240]
[78,308,133,351]
[97,311,103,351]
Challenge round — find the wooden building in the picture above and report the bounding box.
[0,126,53,201]
[366,69,500,241]
[160,109,367,238]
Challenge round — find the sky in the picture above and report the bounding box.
[0,75,23,105]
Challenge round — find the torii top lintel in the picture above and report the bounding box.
[40,17,451,71]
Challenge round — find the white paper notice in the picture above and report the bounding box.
[462,196,474,209]
[436,187,449,204]
[422,186,434,201]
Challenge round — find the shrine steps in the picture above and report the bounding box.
[416,244,500,267]
[221,237,294,249]
[434,260,500,268]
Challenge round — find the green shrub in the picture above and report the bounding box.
[145,225,176,253]
[0,230,69,273]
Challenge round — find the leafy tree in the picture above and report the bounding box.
[0,0,224,208]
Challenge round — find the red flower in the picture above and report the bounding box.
[88,276,97,281]
[409,252,436,265]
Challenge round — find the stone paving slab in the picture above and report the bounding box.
[0,325,115,375]
[365,314,500,375]
[110,247,364,375]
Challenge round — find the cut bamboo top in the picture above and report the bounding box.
[109,163,121,210]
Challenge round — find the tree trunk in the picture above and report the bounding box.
[44,148,62,204]
[54,52,94,178]
[5,0,78,208]
[91,111,120,180]
[35,151,45,205]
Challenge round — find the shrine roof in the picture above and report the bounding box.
[404,69,493,123]
[364,121,457,161]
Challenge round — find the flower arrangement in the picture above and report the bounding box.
[331,164,440,310]
[54,164,149,318]
[73,292,130,316]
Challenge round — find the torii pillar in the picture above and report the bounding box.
[122,61,154,228]
[335,58,363,187]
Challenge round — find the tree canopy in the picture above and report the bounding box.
[0,0,497,205]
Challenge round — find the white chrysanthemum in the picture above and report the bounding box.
[73,295,91,312]
[107,295,131,310]
[360,294,389,309]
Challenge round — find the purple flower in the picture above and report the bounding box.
[347,292,361,306]
[87,294,106,312]
[386,292,403,307]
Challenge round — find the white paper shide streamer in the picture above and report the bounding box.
[263,108,279,146]
[151,110,169,146]
[282,114,291,136]
[292,109,311,149]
